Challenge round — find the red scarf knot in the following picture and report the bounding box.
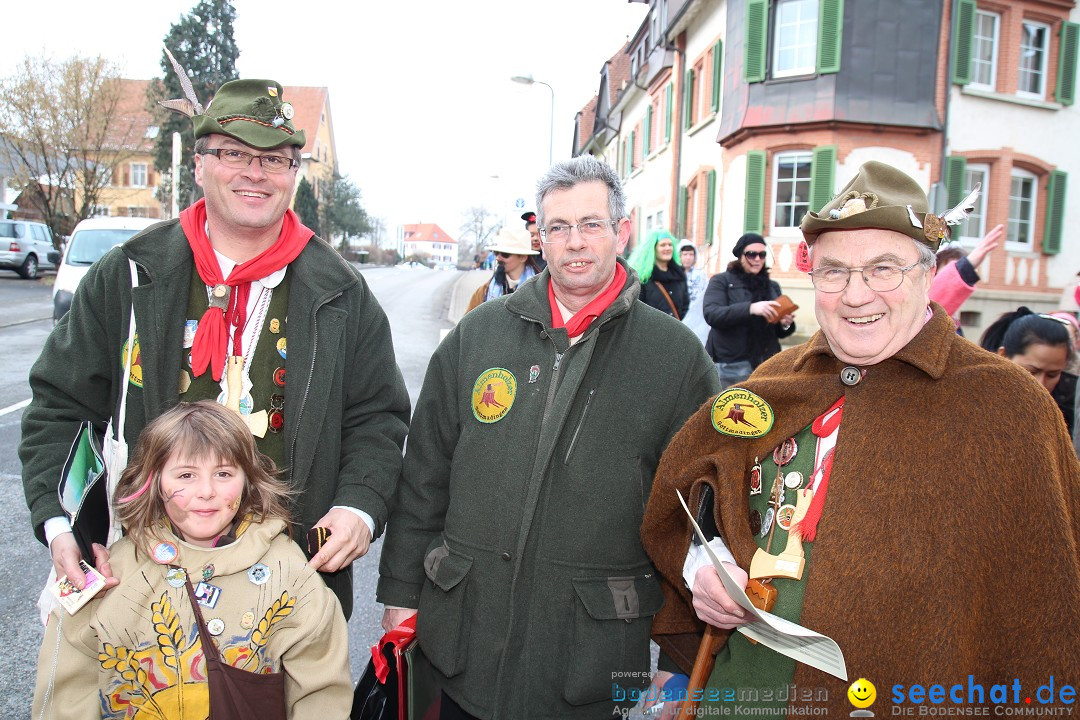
[179,199,313,381]
[548,263,627,339]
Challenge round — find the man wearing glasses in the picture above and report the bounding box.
[703,232,797,389]
[22,79,410,620]
[640,161,1079,715]
[378,155,718,719]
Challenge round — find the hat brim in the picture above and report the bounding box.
[194,115,306,150]
[487,244,539,256]
[801,206,936,250]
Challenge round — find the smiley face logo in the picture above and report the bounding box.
[848,678,876,709]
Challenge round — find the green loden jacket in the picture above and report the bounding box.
[21,220,410,618]
[377,259,719,720]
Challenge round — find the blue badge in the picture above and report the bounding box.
[152,541,178,565]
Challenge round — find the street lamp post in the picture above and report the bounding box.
[510,74,554,168]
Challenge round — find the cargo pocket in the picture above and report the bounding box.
[416,543,473,678]
[563,571,665,705]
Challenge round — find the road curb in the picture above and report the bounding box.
[447,270,487,324]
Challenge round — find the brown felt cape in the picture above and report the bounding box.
[642,305,1080,712]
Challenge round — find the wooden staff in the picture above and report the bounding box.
[675,624,724,718]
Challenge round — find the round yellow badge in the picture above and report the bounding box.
[710,388,773,438]
[121,333,143,388]
[472,368,517,423]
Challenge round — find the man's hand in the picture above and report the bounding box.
[381,606,417,633]
[750,300,780,321]
[967,224,1004,268]
[307,508,372,573]
[778,313,796,330]
[692,562,751,629]
[51,533,119,590]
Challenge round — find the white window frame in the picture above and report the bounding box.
[1006,168,1038,251]
[771,150,813,235]
[1017,20,1050,99]
[958,164,989,245]
[970,10,1000,91]
[130,163,147,188]
[772,0,819,79]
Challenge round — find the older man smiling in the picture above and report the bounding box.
[641,161,1080,716]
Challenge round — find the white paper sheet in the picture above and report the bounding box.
[677,490,848,681]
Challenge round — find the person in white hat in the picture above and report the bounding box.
[466,227,542,312]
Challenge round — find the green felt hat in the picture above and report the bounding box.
[800,161,948,251]
[193,79,305,150]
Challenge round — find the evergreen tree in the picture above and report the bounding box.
[294,177,320,235]
[147,0,239,209]
[320,172,372,252]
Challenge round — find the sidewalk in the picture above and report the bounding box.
[447,269,488,324]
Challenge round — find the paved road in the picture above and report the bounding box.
[0,265,468,718]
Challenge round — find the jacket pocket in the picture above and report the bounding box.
[417,543,474,678]
[563,571,665,705]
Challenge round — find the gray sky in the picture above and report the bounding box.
[2,1,649,238]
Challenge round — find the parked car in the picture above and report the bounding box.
[51,216,160,322]
[0,219,57,279]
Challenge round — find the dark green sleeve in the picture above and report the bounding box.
[377,326,461,608]
[20,249,129,544]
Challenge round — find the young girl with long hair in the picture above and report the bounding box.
[33,401,351,719]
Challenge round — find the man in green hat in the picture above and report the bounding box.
[21,77,410,619]
[639,160,1079,714]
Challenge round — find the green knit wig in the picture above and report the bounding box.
[628,229,680,284]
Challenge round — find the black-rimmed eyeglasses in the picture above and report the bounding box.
[198,148,298,174]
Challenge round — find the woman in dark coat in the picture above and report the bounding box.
[629,229,689,319]
[704,233,796,388]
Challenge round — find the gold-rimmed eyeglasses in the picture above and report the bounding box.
[538,220,618,244]
[807,262,923,293]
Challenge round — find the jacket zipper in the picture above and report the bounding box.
[563,388,595,465]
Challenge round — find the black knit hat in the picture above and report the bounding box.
[732,233,765,257]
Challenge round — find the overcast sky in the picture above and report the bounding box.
[2,1,649,238]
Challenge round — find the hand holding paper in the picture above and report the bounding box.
[677,490,848,681]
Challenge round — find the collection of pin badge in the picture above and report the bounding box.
[181,309,286,433]
[151,542,273,638]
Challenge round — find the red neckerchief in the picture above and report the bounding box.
[794,395,844,542]
[179,199,313,381]
[547,263,627,339]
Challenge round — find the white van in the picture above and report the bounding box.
[51,216,161,322]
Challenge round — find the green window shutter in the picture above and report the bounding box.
[945,155,968,208]
[809,145,837,212]
[665,83,673,142]
[744,150,766,234]
[711,39,723,112]
[644,105,652,156]
[1056,21,1079,106]
[817,0,844,74]
[951,0,976,85]
[678,185,689,237]
[1044,170,1067,254]
[683,68,695,130]
[630,130,636,169]
[705,169,717,245]
[745,0,768,83]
